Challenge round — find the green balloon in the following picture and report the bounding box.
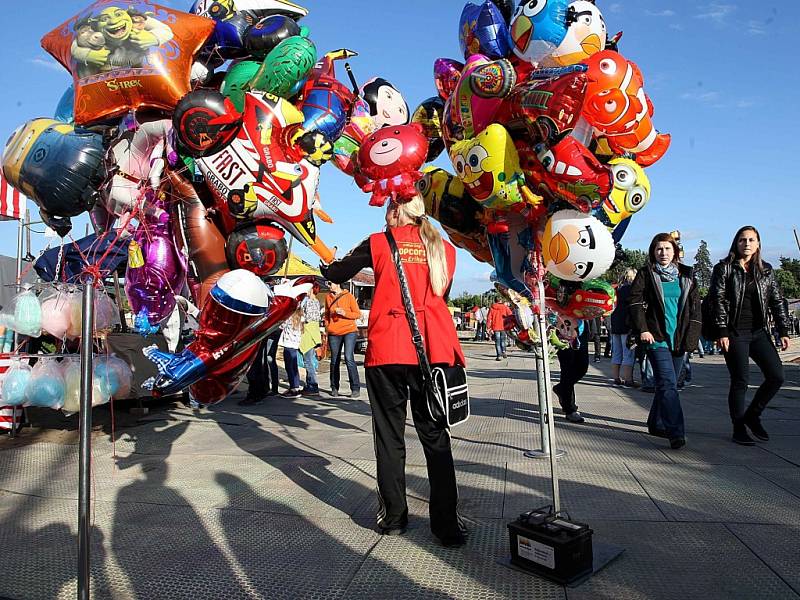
[250,35,317,98]
[221,60,261,113]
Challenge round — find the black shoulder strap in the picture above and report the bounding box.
[384,230,435,386]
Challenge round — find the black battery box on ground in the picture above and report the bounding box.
[507,506,593,584]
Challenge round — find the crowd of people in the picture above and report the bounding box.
[233,210,794,548]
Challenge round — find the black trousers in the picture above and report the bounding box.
[723,328,785,423]
[245,330,280,398]
[365,365,462,537]
[554,328,589,414]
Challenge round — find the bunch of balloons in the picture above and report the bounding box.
[0,0,347,403]
[407,0,669,347]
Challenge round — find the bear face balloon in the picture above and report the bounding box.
[541,209,614,281]
[546,0,606,66]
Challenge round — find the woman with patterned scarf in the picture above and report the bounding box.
[629,233,702,450]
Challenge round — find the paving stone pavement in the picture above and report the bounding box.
[0,340,799,599]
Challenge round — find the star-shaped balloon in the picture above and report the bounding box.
[41,1,215,124]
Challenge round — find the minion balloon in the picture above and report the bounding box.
[592,158,650,231]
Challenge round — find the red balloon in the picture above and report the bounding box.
[497,71,587,145]
[519,136,611,212]
[41,1,215,124]
[357,124,428,181]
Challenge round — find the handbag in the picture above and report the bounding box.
[385,230,469,428]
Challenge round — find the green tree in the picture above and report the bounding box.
[775,263,800,299]
[605,248,648,283]
[693,240,712,296]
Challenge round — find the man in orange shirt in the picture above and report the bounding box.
[487,300,513,361]
[324,281,362,397]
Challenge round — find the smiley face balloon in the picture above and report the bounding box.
[541,209,615,281]
[41,1,215,124]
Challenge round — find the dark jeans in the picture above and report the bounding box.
[474,322,486,341]
[723,328,785,423]
[284,347,301,390]
[554,328,589,414]
[493,331,506,358]
[329,331,360,393]
[646,346,685,438]
[246,331,280,398]
[365,365,463,537]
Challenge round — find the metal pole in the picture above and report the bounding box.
[524,318,566,460]
[536,279,562,513]
[14,213,24,350]
[78,280,95,600]
[793,228,800,253]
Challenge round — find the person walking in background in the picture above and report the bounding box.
[300,281,323,395]
[474,305,487,341]
[710,225,790,446]
[630,233,701,450]
[278,306,304,399]
[588,317,603,362]
[239,290,279,406]
[324,281,361,398]
[487,299,512,360]
[603,315,612,358]
[610,269,637,387]
[321,194,468,547]
[554,323,589,423]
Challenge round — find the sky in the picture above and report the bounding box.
[0,0,798,294]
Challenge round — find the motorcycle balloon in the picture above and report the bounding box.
[41,1,215,124]
[225,223,288,277]
[173,89,243,157]
[2,118,105,218]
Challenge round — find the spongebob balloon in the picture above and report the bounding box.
[546,0,606,66]
[592,158,650,232]
[449,123,540,211]
[542,209,615,281]
[509,0,570,65]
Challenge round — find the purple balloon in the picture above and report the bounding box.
[125,215,187,330]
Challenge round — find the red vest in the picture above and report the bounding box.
[366,225,466,368]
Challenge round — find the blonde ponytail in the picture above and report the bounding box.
[398,195,449,296]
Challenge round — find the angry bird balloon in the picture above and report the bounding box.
[546,0,606,66]
[592,158,650,231]
[582,51,671,166]
[357,124,428,207]
[449,123,540,211]
[541,209,615,281]
[509,0,569,64]
[41,1,216,125]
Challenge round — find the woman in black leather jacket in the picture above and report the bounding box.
[710,226,790,446]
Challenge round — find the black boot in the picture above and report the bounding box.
[744,413,769,441]
[732,422,756,446]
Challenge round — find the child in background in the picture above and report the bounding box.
[279,306,304,398]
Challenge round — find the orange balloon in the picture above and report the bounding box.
[41,1,215,125]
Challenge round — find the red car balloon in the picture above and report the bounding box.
[41,1,215,125]
[519,136,611,212]
[582,50,671,166]
[498,70,587,145]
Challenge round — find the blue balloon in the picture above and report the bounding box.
[54,85,74,124]
[459,1,512,60]
[2,366,30,407]
[509,0,570,64]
